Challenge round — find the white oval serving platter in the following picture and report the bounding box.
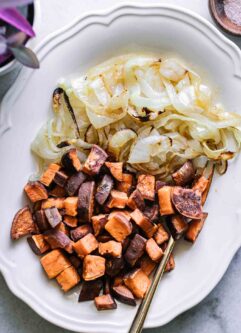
[1,4,241,333]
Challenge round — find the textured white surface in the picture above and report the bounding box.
[1,1,241,333]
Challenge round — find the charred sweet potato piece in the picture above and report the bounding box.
[103,276,111,295]
[83,255,105,281]
[73,233,98,258]
[130,209,157,238]
[40,249,71,279]
[64,197,78,216]
[78,181,95,222]
[146,238,163,262]
[108,210,131,222]
[105,162,123,181]
[44,207,62,228]
[171,187,203,219]
[11,206,36,240]
[124,269,150,299]
[112,285,136,306]
[97,234,114,243]
[49,185,67,198]
[172,161,195,186]
[185,213,208,243]
[83,145,108,175]
[61,148,82,173]
[54,170,68,187]
[137,174,155,201]
[106,190,128,209]
[156,180,167,192]
[105,212,132,242]
[168,215,188,240]
[63,215,78,228]
[41,198,65,210]
[78,279,103,302]
[92,214,108,236]
[165,254,175,272]
[124,234,146,266]
[94,294,117,311]
[44,228,73,253]
[127,189,145,211]
[143,204,159,224]
[69,255,82,269]
[158,186,175,216]
[99,241,122,258]
[154,224,169,245]
[105,257,125,277]
[113,275,124,287]
[24,181,48,203]
[27,234,50,255]
[40,163,61,186]
[116,173,133,193]
[56,266,80,292]
[95,174,114,205]
[55,222,69,236]
[140,255,156,276]
[65,172,86,197]
[192,176,209,194]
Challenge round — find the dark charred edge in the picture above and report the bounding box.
[56,141,71,148]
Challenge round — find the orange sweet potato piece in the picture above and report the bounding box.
[61,148,82,173]
[56,266,80,292]
[73,233,98,258]
[11,206,36,240]
[130,209,157,238]
[40,163,61,186]
[158,186,175,215]
[140,255,156,276]
[64,197,78,216]
[127,189,145,211]
[168,214,188,240]
[185,212,208,243]
[83,145,108,175]
[91,214,108,236]
[70,224,93,242]
[83,255,105,281]
[94,294,117,310]
[137,174,155,201]
[105,212,132,242]
[105,162,123,181]
[41,198,65,210]
[27,234,50,255]
[40,249,71,279]
[63,215,78,228]
[146,238,163,262]
[192,176,209,194]
[24,181,48,202]
[99,241,122,258]
[154,224,169,245]
[106,190,128,209]
[116,173,133,193]
[124,269,150,299]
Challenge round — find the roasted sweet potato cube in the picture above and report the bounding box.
[154,224,169,245]
[105,162,123,181]
[40,249,71,279]
[116,173,133,193]
[27,234,50,255]
[41,198,65,210]
[99,241,122,258]
[124,269,150,299]
[78,279,103,302]
[44,207,62,228]
[24,181,48,202]
[192,176,209,194]
[112,285,136,306]
[108,210,131,221]
[95,174,114,205]
[140,255,156,276]
[73,233,98,258]
[61,148,82,173]
[158,186,175,215]
[130,209,157,238]
[91,214,108,236]
[11,206,36,240]
[185,213,208,243]
[165,254,175,272]
[156,180,167,192]
[54,170,68,187]
[64,197,78,216]
[78,181,95,222]
[56,266,80,292]
[83,145,108,175]
[168,215,188,240]
[83,255,105,280]
[172,161,195,186]
[105,212,132,242]
[66,171,87,196]
[127,189,145,211]
[124,234,146,266]
[40,163,60,186]
[63,215,78,228]
[146,238,163,262]
[105,257,125,277]
[143,204,159,224]
[49,185,67,198]
[94,294,117,311]
[70,224,93,242]
[44,229,73,253]
[107,190,128,209]
[137,174,155,201]
[55,222,69,236]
